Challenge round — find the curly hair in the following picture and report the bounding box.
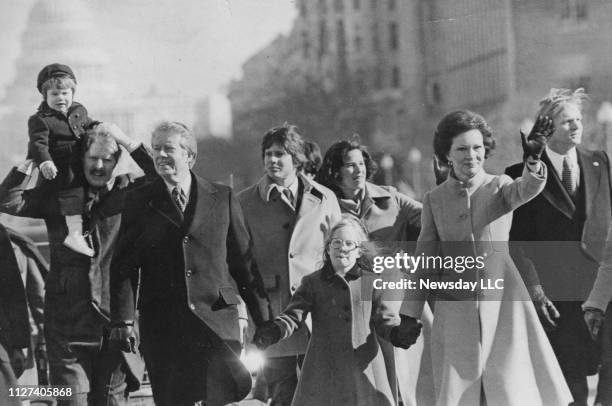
[535,88,588,119]
[433,110,496,163]
[316,137,378,197]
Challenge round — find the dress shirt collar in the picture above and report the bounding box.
[162,172,192,201]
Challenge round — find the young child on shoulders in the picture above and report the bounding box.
[27,63,94,256]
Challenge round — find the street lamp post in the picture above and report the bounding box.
[379,154,394,186]
[596,102,612,152]
[407,147,422,198]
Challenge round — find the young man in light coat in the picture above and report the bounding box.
[238,124,341,406]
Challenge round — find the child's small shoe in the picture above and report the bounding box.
[63,232,94,257]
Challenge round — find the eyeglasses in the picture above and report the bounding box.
[329,238,361,250]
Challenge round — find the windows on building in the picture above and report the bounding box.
[392,66,401,88]
[389,22,398,51]
[561,0,588,22]
[334,0,344,13]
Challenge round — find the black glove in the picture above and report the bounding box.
[433,156,450,186]
[390,315,423,349]
[253,320,282,350]
[109,322,137,353]
[584,307,605,340]
[521,115,554,160]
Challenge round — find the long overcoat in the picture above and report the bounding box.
[238,174,341,357]
[275,264,400,406]
[403,165,572,406]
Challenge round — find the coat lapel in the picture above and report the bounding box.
[148,178,183,228]
[540,152,575,219]
[578,149,602,220]
[187,174,218,234]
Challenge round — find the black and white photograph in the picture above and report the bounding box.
[0,0,611,405]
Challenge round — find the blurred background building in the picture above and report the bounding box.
[229,0,612,196]
[1,0,612,197]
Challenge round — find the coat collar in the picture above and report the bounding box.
[443,166,488,194]
[322,261,364,281]
[540,149,602,219]
[37,100,83,117]
[256,173,325,216]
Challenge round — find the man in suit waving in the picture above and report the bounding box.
[507,88,612,406]
[109,121,269,406]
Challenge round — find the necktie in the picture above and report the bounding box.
[282,188,294,209]
[561,156,575,195]
[172,186,187,212]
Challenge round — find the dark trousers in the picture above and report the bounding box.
[45,296,129,406]
[594,309,612,406]
[547,302,602,406]
[140,301,241,406]
[258,355,304,406]
[46,330,128,406]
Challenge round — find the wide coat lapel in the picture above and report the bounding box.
[147,178,183,228]
[188,173,219,234]
[540,151,575,219]
[578,149,603,220]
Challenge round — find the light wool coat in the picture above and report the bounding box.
[404,165,572,406]
[238,174,341,357]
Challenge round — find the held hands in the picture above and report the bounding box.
[521,115,555,161]
[390,315,423,349]
[39,160,58,180]
[584,308,605,340]
[109,323,137,353]
[528,285,560,330]
[253,320,282,350]
[9,348,27,378]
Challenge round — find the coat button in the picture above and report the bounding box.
[72,125,77,129]
[183,236,189,244]
[189,303,195,310]
[458,213,468,221]
[283,223,291,229]
[459,190,467,197]
[186,269,193,277]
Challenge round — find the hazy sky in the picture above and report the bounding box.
[0,0,297,99]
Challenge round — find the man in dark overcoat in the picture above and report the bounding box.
[109,121,270,406]
[506,88,612,406]
[0,122,151,406]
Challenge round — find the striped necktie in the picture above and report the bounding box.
[561,156,575,195]
[172,186,187,212]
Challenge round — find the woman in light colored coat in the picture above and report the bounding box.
[403,110,572,406]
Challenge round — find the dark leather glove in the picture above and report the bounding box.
[109,322,137,353]
[528,285,559,330]
[253,320,282,350]
[10,348,27,378]
[390,315,423,349]
[521,115,554,160]
[433,156,450,186]
[584,307,605,340]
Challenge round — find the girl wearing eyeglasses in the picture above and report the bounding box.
[253,216,421,406]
